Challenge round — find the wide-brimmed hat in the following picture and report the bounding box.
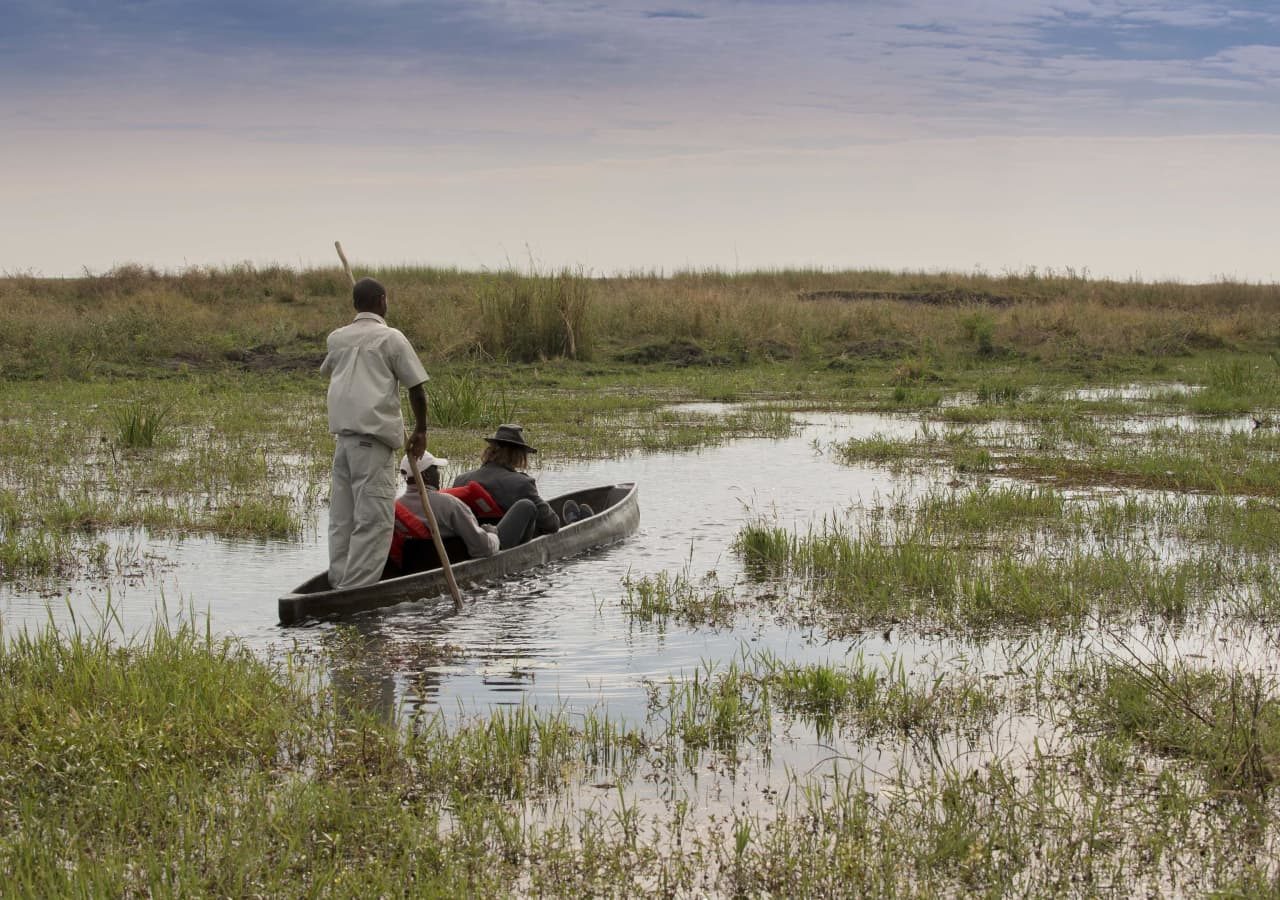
[484,424,538,453]
[400,450,449,479]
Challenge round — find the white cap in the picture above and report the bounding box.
[399,451,449,479]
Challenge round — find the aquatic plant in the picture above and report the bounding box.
[427,369,517,428]
[1074,656,1280,799]
[110,399,174,448]
[645,659,773,764]
[210,496,300,539]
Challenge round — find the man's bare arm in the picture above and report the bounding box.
[407,382,428,457]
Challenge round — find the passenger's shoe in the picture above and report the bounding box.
[562,500,595,523]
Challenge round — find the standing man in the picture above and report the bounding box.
[321,276,429,590]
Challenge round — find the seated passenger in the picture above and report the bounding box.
[391,449,536,574]
[451,424,559,543]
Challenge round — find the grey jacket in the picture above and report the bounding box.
[451,461,560,536]
[399,486,500,558]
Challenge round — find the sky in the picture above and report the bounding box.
[3,1,1279,281]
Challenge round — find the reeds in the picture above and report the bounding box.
[475,269,595,362]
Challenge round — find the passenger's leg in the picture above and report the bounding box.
[497,498,538,549]
[327,438,353,589]
[562,499,581,523]
[337,437,396,589]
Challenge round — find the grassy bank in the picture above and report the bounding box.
[3,264,1279,379]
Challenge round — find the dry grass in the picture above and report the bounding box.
[2,264,1278,378]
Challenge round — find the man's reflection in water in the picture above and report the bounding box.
[324,580,564,724]
[323,600,460,725]
[455,586,554,701]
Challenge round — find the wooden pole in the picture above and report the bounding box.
[334,241,464,610]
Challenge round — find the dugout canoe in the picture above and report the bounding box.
[278,482,638,625]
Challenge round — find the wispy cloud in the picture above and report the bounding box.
[643,10,706,20]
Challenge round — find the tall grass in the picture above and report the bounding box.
[3,264,1278,376]
[475,269,595,362]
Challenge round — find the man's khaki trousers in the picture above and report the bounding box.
[328,433,396,590]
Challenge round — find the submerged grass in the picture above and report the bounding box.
[620,568,741,629]
[835,411,1280,496]
[754,650,1000,742]
[733,502,1255,634]
[1072,656,1280,799]
[210,496,301,539]
[110,399,174,448]
[0,368,800,562]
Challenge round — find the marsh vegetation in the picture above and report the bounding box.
[3,265,1280,894]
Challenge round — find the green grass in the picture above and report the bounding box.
[110,399,175,448]
[645,659,773,763]
[833,404,1280,496]
[427,369,518,428]
[620,568,740,630]
[210,496,301,539]
[753,651,999,742]
[4,613,1279,896]
[1074,658,1280,799]
[8,266,1280,892]
[733,510,1240,633]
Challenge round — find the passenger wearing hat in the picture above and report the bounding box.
[395,451,538,568]
[320,276,428,590]
[451,424,561,543]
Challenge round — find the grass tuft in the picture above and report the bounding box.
[427,369,517,427]
[110,400,174,448]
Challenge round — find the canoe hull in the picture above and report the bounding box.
[278,483,638,625]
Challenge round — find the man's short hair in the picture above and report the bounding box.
[352,277,386,310]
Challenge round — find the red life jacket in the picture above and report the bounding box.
[388,500,432,567]
[441,480,504,520]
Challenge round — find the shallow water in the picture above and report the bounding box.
[7,397,1279,880]
[0,410,950,722]
[4,400,1270,725]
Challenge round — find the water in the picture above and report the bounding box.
[6,399,1275,875]
[0,410,948,724]
[4,401,1269,721]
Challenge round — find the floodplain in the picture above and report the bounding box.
[2,266,1280,895]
